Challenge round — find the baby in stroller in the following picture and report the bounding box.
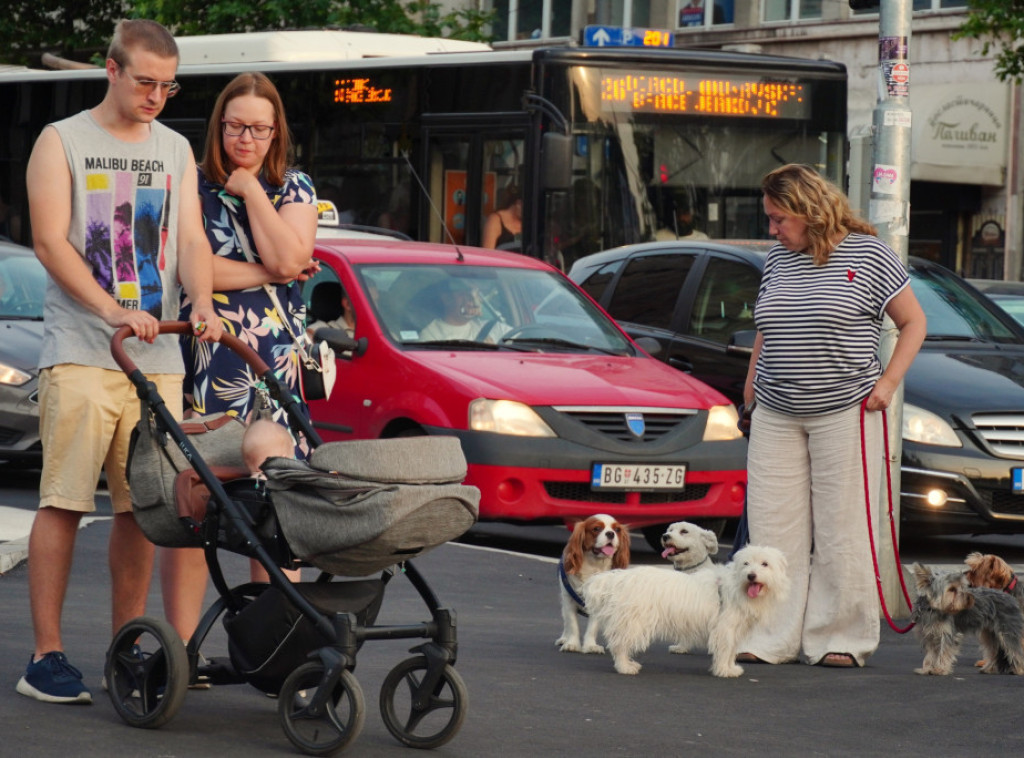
[242,419,295,480]
[241,419,301,583]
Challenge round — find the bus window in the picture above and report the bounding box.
[427,129,526,248]
[428,137,470,245]
[480,138,524,252]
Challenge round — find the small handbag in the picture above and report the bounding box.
[296,336,337,402]
[224,202,336,402]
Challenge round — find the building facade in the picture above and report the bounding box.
[473,0,1020,280]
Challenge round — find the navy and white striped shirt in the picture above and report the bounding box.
[753,234,909,416]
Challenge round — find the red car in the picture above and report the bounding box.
[302,237,746,547]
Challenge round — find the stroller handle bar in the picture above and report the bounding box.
[111,320,323,448]
[111,321,270,377]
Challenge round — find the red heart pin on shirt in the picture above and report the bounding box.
[847,269,856,281]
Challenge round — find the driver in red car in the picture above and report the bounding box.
[420,279,510,344]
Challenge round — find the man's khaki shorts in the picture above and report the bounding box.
[38,364,183,514]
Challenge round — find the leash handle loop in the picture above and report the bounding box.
[860,397,915,634]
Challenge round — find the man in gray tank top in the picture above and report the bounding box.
[16,19,222,705]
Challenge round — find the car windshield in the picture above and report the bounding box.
[985,293,1024,327]
[0,250,45,320]
[910,265,1021,344]
[358,263,634,355]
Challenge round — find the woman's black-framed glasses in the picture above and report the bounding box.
[221,121,275,140]
[117,65,180,97]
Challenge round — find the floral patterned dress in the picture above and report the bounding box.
[180,167,317,455]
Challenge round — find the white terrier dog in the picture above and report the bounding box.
[659,521,719,572]
[582,545,790,677]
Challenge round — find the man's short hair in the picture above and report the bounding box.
[107,19,178,67]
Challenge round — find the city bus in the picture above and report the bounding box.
[0,31,847,269]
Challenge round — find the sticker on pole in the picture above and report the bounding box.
[872,164,899,196]
[884,61,909,98]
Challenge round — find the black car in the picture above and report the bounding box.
[569,241,1024,536]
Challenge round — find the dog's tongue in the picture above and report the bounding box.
[600,545,616,556]
[661,547,677,559]
[747,583,763,599]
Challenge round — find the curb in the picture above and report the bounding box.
[0,537,28,575]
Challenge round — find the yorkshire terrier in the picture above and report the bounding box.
[910,563,1024,676]
[964,551,1024,667]
[965,551,1024,600]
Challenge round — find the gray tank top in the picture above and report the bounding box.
[39,110,192,373]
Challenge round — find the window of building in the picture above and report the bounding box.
[851,0,967,13]
[763,0,822,23]
[491,0,571,42]
[678,0,734,28]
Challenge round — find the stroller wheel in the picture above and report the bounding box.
[105,617,189,729]
[278,661,365,756]
[379,656,468,749]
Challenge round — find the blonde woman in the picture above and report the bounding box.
[739,164,926,669]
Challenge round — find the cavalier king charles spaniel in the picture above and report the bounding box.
[556,513,630,654]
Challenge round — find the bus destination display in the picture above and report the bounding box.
[600,72,810,118]
[333,77,393,104]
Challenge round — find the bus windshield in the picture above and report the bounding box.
[547,63,846,268]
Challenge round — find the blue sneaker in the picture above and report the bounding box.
[16,652,92,704]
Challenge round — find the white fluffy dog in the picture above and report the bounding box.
[582,545,790,677]
[659,521,719,572]
[556,514,630,653]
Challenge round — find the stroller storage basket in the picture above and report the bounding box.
[264,436,480,576]
[224,580,385,695]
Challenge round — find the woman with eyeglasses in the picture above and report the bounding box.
[165,72,318,644]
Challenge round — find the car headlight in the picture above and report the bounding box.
[703,404,743,441]
[469,399,556,437]
[0,362,31,387]
[902,403,962,447]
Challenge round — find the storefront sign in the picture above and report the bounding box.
[911,83,1008,185]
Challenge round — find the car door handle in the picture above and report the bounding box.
[668,356,693,373]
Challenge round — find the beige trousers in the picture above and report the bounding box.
[741,402,883,667]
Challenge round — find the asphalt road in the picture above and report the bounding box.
[3,469,1024,756]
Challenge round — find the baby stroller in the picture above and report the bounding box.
[105,322,480,755]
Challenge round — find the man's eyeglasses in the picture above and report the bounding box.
[221,121,276,140]
[117,65,180,98]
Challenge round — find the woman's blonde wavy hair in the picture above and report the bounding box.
[761,164,876,265]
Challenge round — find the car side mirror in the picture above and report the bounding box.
[726,329,757,356]
[314,327,368,358]
[633,336,662,356]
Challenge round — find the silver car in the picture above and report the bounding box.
[0,241,44,464]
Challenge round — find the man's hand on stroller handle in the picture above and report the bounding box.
[105,307,162,343]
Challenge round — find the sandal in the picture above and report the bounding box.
[735,653,766,663]
[819,653,857,668]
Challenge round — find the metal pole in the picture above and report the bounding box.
[868,0,913,617]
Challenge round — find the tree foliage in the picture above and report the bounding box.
[955,0,1024,82]
[0,1,126,65]
[0,0,495,67]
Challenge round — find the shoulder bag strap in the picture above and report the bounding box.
[221,198,316,368]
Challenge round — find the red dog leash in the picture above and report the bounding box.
[860,397,915,633]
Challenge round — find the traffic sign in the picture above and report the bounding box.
[582,25,674,49]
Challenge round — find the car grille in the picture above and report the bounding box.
[985,490,1024,517]
[552,407,696,443]
[0,427,25,445]
[544,481,711,504]
[971,413,1024,459]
